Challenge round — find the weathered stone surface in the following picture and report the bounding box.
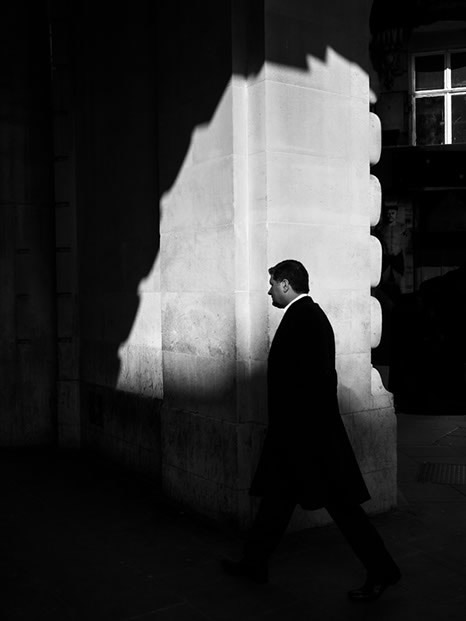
[161,227,235,293]
[268,223,369,291]
[266,81,351,158]
[163,351,236,421]
[236,359,268,425]
[163,292,235,359]
[370,296,382,350]
[363,467,398,514]
[370,235,382,287]
[337,353,372,414]
[162,408,238,489]
[343,409,397,474]
[267,152,351,226]
[369,174,382,226]
[163,464,238,524]
[369,112,382,165]
[57,380,80,448]
[371,367,393,410]
[160,156,235,234]
[81,384,162,477]
[117,345,163,399]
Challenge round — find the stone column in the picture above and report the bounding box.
[0,2,56,445]
[242,0,396,528]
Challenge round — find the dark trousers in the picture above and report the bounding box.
[244,492,399,580]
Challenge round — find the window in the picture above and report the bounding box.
[411,51,466,146]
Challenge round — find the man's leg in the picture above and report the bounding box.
[326,502,400,600]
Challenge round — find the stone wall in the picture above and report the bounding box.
[41,0,396,527]
[0,2,56,445]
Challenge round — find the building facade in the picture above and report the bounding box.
[0,0,398,528]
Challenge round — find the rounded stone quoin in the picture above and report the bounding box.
[369,113,383,351]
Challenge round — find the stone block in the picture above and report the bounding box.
[237,421,267,489]
[15,252,32,295]
[348,160,370,227]
[236,359,268,425]
[248,291,269,362]
[331,290,371,355]
[162,351,236,421]
[54,159,72,203]
[161,226,235,293]
[162,463,238,525]
[235,291,250,361]
[369,235,382,288]
[160,156,234,234]
[371,367,393,409]
[56,250,76,293]
[191,85,234,165]
[348,98,370,164]
[336,353,371,414]
[57,293,74,338]
[369,174,382,226]
[121,291,161,349]
[267,222,369,291]
[54,203,76,248]
[266,81,351,158]
[369,112,382,166]
[267,152,351,225]
[231,79,248,155]
[137,257,161,294]
[343,408,397,474]
[162,291,235,359]
[80,339,119,388]
[57,338,79,380]
[248,152,267,224]
[53,112,73,156]
[57,380,80,448]
[116,345,163,399]
[162,408,238,488]
[363,467,398,515]
[247,80,266,155]
[370,295,382,349]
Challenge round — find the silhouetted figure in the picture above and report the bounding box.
[222,260,401,601]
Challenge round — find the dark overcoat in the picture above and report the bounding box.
[250,296,370,510]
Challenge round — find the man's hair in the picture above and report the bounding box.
[268,259,310,294]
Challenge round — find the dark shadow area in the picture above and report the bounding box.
[389,265,466,414]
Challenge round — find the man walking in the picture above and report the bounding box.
[222,259,400,601]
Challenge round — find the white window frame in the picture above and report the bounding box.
[411,49,466,146]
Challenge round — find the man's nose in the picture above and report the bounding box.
[268,288,272,296]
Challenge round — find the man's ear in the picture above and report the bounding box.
[281,279,289,292]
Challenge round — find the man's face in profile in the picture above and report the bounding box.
[268,277,287,308]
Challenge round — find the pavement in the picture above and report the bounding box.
[2,413,466,620]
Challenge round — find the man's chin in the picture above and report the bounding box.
[271,300,284,309]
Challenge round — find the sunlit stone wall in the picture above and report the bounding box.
[246,1,396,528]
[159,0,397,526]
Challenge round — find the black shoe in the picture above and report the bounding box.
[348,570,401,602]
[220,558,268,584]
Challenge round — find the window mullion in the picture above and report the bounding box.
[445,93,452,144]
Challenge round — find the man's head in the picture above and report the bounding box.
[268,259,310,308]
[384,204,398,225]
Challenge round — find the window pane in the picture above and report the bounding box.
[452,52,466,88]
[415,55,444,91]
[415,97,444,145]
[452,95,466,144]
